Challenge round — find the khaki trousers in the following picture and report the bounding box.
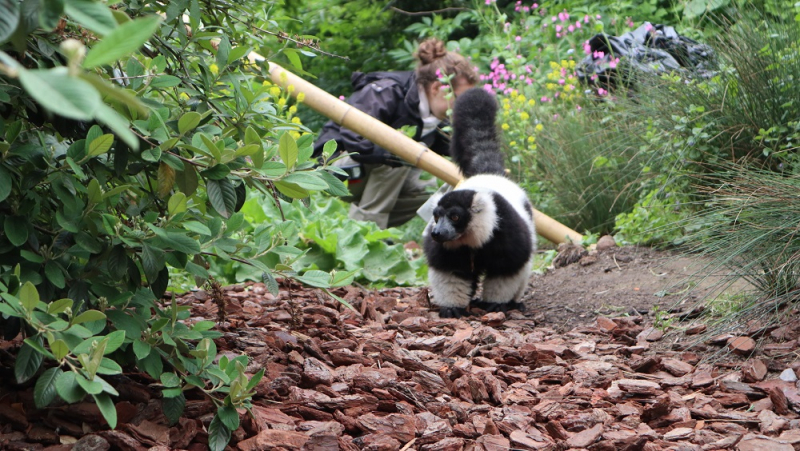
[344,163,436,229]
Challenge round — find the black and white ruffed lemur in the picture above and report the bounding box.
[423,87,537,319]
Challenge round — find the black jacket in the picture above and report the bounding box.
[312,71,451,165]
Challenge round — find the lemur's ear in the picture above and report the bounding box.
[470,191,490,214]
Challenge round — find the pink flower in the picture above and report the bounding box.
[558,78,565,85]
[485,0,493,4]
[553,114,559,119]
[435,68,442,77]
[551,16,557,22]
[609,57,620,69]
[645,23,654,31]
[515,35,522,42]
[523,6,529,12]
[525,65,532,73]
[590,74,598,81]
[532,3,538,8]
[593,50,605,59]
[576,105,582,111]
[626,17,634,28]
[541,96,550,102]
[556,24,562,32]
[515,5,520,11]
[583,41,591,54]
[542,22,548,28]
[576,20,581,28]
[568,25,575,32]
[556,32,562,38]
[525,77,533,84]
[596,14,602,19]
[482,84,494,94]
[598,87,607,96]
[558,11,569,22]
[584,15,590,23]
[339,95,346,100]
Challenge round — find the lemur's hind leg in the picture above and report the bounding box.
[476,259,532,313]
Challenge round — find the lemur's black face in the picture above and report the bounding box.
[430,191,474,243]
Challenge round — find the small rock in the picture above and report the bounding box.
[779,368,798,382]
[661,358,693,376]
[595,235,617,251]
[737,433,794,451]
[663,427,694,441]
[566,423,603,448]
[727,336,756,356]
[684,324,706,335]
[742,359,768,382]
[596,317,618,332]
[638,327,664,342]
[72,435,110,451]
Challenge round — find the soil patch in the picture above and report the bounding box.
[526,245,724,331]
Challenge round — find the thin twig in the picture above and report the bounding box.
[389,6,470,16]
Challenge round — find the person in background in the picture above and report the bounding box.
[312,38,479,229]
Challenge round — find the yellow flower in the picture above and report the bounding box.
[516,94,526,103]
[503,103,511,110]
[535,123,543,132]
[179,92,189,101]
[289,105,297,114]
[509,141,516,147]
[269,86,282,97]
[549,61,559,69]
[291,117,302,124]
[546,83,557,91]
[560,60,568,67]
[209,63,219,75]
[520,112,530,121]
[279,72,288,84]
[262,80,272,86]
[277,98,286,107]
[290,131,300,139]
[527,136,535,143]
[528,99,536,106]
[287,84,295,93]
[569,60,576,69]
[501,123,510,131]
[297,92,306,103]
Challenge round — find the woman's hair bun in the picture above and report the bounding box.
[415,38,447,65]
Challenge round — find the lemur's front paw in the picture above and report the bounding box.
[438,306,470,319]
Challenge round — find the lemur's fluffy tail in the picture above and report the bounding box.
[450,87,505,178]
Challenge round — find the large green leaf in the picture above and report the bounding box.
[39,0,65,30]
[207,179,237,218]
[278,132,298,169]
[18,67,101,121]
[93,393,117,429]
[0,166,11,202]
[34,367,62,408]
[4,216,29,246]
[55,370,85,403]
[83,15,161,68]
[15,341,43,383]
[208,415,231,451]
[93,103,138,150]
[217,405,239,431]
[0,0,18,45]
[64,0,117,36]
[162,394,185,426]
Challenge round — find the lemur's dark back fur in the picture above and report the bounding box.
[450,88,505,177]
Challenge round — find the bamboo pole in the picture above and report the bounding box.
[267,62,583,245]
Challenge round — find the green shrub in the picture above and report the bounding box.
[0,2,352,449]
